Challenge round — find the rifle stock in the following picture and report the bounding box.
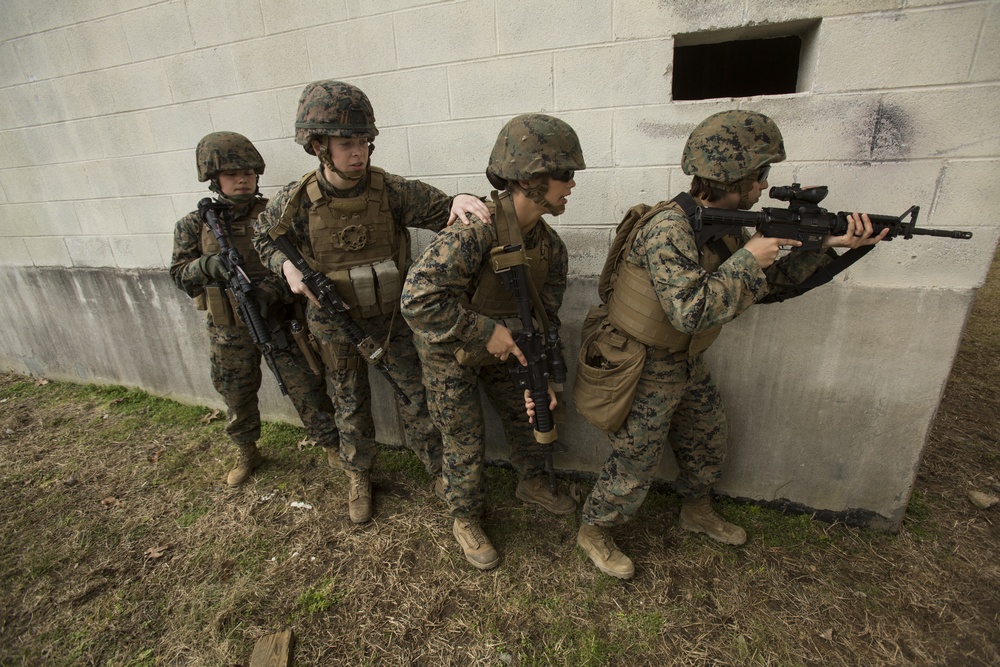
[198,198,288,395]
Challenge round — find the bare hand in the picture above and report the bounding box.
[823,212,889,249]
[486,324,526,366]
[282,259,319,307]
[447,194,492,226]
[743,232,802,269]
[524,387,558,425]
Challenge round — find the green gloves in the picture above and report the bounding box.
[197,254,228,281]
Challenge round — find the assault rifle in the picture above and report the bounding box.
[491,191,568,495]
[692,183,973,249]
[198,197,288,395]
[269,233,410,405]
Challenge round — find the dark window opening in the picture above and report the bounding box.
[673,35,801,101]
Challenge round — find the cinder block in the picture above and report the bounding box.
[108,61,173,112]
[372,126,411,176]
[275,85,301,134]
[42,164,96,203]
[93,113,157,158]
[232,32,310,93]
[498,0,611,54]
[64,16,131,71]
[346,0,440,17]
[884,86,1000,160]
[208,91,285,140]
[32,202,83,237]
[449,54,553,120]
[408,118,498,177]
[557,41,672,111]
[257,140,311,190]
[121,1,195,61]
[12,29,72,81]
[560,168,614,228]
[0,203,38,237]
[64,121,107,163]
[744,0,900,24]
[170,193,200,222]
[59,71,118,118]
[84,160,125,199]
[7,81,68,125]
[612,166,674,223]
[2,166,45,204]
[65,236,115,268]
[146,102,215,152]
[558,226,614,277]
[932,159,1000,232]
[0,0,33,41]
[395,0,495,69]
[17,125,59,165]
[613,102,730,167]
[613,0,748,40]
[0,43,25,87]
[120,196,177,235]
[815,7,986,93]
[2,129,31,167]
[153,233,176,267]
[973,2,1000,82]
[550,109,612,170]
[904,0,968,7]
[110,235,165,269]
[123,151,195,197]
[24,237,73,267]
[0,238,32,267]
[357,68,451,128]
[260,0,349,34]
[165,48,240,103]
[24,0,113,33]
[188,0,264,47]
[305,15,397,79]
[0,93,16,131]
[76,199,127,236]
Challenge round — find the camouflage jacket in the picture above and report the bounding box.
[253,166,453,275]
[170,197,288,303]
[401,217,568,351]
[632,206,833,335]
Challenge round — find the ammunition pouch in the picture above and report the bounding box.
[317,338,362,372]
[327,259,401,319]
[572,305,646,433]
[205,284,237,327]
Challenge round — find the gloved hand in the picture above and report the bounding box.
[197,254,228,281]
[253,285,278,318]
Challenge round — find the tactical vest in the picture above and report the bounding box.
[303,167,407,319]
[466,200,553,319]
[199,199,269,281]
[606,201,740,357]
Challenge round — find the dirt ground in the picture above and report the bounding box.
[1,255,998,666]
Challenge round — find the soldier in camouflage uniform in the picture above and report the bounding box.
[170,131,340,487]
[573,110,888,579]
[401,114,582,570]
[252,80,491,524]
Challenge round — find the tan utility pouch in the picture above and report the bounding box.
[205,285,237,327]
[193,292,208,311]
[455,318,523,366]
[317,338,362,372]
[573,305,646,433]
[330,259,402,319]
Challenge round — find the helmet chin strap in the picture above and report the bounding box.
[318,139,372,183]
[521,179,565,216]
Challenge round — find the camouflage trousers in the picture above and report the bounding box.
[208,316,339,450]
[581,353,727,527]
[310,311,441,477]
[414,335,547,520]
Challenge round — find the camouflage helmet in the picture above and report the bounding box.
[195,131,265,182]
[486,114,586,184]
[294,80,379,155]
[681,110,785,185]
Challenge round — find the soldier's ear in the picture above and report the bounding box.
[310,137,327,155]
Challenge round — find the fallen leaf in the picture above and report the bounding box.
[101,497,118,506]
[35,379,49,386]
[109,398,124,406]
[819,628,834,641]
[149,449,164,463]
[290,501,313,510]
[968,490,999,510]
[144,545,169,559]
[200,409,221,424]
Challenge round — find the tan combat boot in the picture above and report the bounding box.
[453,518,500,570]
[679,496,747,545]
[515,475,576,515]
[346,470,373,524]
[577,523,634,580]
[226,442,263,487]
[323,446,338,468]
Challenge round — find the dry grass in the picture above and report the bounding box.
[1,253,999,666]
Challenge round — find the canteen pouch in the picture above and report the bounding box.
[572,305,646,433]
[205,284,237,327]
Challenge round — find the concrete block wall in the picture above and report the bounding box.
[1,0,998,528]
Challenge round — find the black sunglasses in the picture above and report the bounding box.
[757,165,770,183]
[550,169,575,182]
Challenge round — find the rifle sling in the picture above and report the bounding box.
[490,190,552,332]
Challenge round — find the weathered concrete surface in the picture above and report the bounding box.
[0,266,973,530]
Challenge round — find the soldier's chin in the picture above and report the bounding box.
[340,169,366,181]
[545,203,566,216]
